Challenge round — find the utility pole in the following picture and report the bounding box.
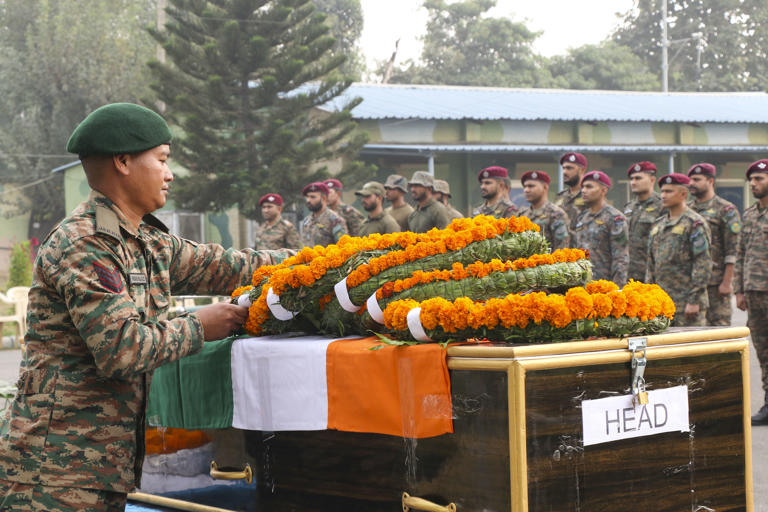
[661,0,669,93]
[156,0,167,113]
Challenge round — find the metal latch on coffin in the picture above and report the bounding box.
[628,337,649,405]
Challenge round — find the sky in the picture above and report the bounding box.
[359,0,636,69]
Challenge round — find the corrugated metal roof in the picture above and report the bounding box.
[362,144,768,154]
[322,83,768,124]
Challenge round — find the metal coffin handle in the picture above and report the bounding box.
[209,461,253,484]
[402,492,457,511]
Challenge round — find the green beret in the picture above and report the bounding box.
[66,103,172,156]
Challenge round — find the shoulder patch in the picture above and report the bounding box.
[93,262,124,293]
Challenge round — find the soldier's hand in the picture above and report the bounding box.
[194,303,249,341]
[684,303,700,318]
[718,281,733,297]
[736,293,747,311]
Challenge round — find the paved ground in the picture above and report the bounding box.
[0,307,765,508]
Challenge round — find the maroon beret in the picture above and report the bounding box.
[520,170,551,185]
[658,173,691,187]
[747,159,768,178]
[627,161,657,177]
[559,152,587,168]
[687,163,716,177]
[581,170,611,189]
[323,178,343,190]
[477,166,508,182]
[259,193,283,206]
[302,182,329,196]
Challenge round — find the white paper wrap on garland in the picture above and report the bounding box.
[366,292,385,324]
[334,277,361,313]
[266,287,298,321]
[237,294,252,308]
[406,307,434,342]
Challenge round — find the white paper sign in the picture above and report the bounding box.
[581,385,690,447]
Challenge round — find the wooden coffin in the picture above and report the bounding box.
[147,327,755,512]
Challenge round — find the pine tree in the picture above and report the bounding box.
[148,0,369,219]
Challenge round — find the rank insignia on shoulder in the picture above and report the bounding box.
[672,225,686,235]
[94,262,124,293]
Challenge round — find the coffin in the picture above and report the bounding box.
[133,326,754,512]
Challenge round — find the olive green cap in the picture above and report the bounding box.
[354,181,386,197]
[66,103,172,156]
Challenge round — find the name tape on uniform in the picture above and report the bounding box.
[581,385,689,447]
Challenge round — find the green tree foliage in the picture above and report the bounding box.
[148,0,369,218]
[383,0,552,87]
[314,0,365,79]
[548,42,660,91]
[613,0,768,91]
[6,241,32,289]
[0,0,158,239]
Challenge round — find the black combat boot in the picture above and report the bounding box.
[752,390,768,426]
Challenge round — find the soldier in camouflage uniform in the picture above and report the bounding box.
[554,152,588,228]
[518,170,571,250]
[384,174,414,231]
[433,179,463,221]
[647,173,712,327]
[572,171,629,284]
[0,104,291,511]
[407,171,451,232]
[253,193,300,250]
[735,159,768,425]
[354,181,400,235]
[325,178,365,237]
[624,161,664,282]
[687,163,741,326]
[300,182,348,247]
[471,166,518,218]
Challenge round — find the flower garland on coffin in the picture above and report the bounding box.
[238,215,547,335]
[379,281,675,343]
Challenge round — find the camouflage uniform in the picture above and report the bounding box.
[735,203,768,390]
[573,205,629,285]
[624,193,664,282]
[408,198,451,233]
[385,203,414,232]
[253,217,300,251]
[330,203,365,237]
[471,197,518,218]
[554,188,586,229]
[300,207,348,247]
[647,208,712,326]
[0,191,288,499]
[445,204,464,221]
[0,480,127,511]
[690,195,742,326]
[358,211,401,236]
[518,201,571,251]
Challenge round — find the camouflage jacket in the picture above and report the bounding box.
[445,203,464,221]
[358,211,401,236]
[0,191,288,493]
[253,217,300,251]
[554,188,586,229]
[471,197,518,218]
[689,195,741,286]
[573,204,629,285]
[300,207,348,247]
[647,208,712,308]
[408,198,451,233]
[385,203,414,231]
[735,203,768,293]
[330,202,365,237]
[518,201,571,251]
[624,193,664,282]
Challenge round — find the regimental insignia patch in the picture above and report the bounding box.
[94,262,124,293]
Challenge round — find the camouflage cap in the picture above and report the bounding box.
[354,181,386,197]
[384,174,408,192]
[409,171,434,188]
[66,103,172,157]
[433,179,451,196]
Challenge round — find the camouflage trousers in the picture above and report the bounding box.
[746,292,768,392]
[0,479,127,511]
[671,301,707,327]
[706,286,732,326]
